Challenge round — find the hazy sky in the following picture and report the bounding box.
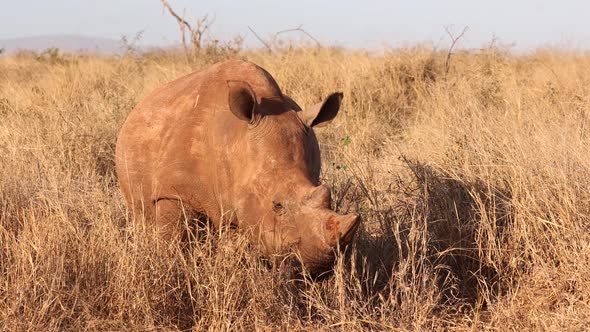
[1,0,589,50]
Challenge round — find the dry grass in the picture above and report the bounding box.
[1,46,590,331]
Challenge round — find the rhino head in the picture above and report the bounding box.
[227,81,360,275]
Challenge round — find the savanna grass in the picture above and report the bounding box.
[1,46,589,330]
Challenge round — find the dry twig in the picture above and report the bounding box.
[248,24,322,53]
[160,0,214,61]
[444,25,469,78]
[248,26,274,53]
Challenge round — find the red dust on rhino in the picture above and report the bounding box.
[115,59,360,274]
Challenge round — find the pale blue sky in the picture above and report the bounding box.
[1,0,589,50]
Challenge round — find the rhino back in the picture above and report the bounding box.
[115,59,284,213]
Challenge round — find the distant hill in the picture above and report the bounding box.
[0,35,125,54]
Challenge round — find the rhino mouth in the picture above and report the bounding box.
[278,215,360,277]
[292,244,340,277]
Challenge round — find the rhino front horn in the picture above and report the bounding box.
[331,213,360,247]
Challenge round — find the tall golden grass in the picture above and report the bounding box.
[1,46,590,330]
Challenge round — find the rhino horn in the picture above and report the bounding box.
[325,213,360,247]
[338,213,360,245]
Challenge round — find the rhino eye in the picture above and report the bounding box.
[272,201,284,212]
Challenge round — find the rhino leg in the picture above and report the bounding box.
[154,199,186,240]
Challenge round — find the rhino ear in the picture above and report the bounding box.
[227,80,259,123]
[299,92,343,128]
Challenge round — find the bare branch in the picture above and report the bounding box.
[160,0,213,61]
[444,25,469,78]
[248,24,321,53]
[160,0,193,34]
[274,25,321,49]
[192,14,215,50]
[298,28,322,49]
[248,26,274,53]
[161,0,192,61]
[275,25,304,36]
